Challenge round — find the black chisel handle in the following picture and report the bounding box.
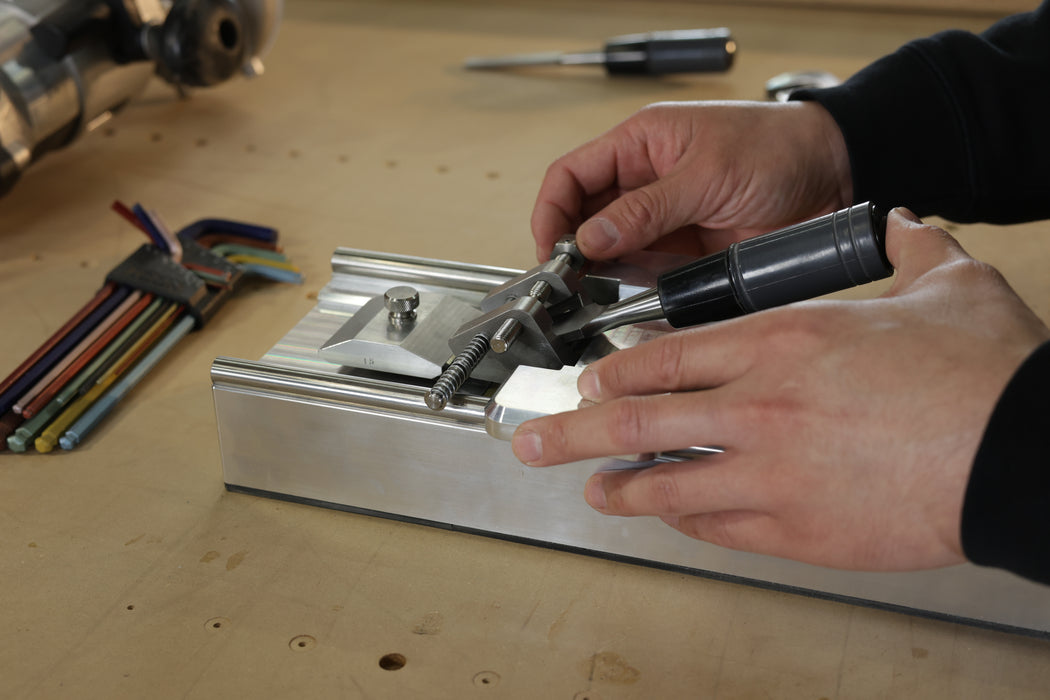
[657,202,891,328]
[603,28,735,75]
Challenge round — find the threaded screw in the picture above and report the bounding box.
[425,333,490,410]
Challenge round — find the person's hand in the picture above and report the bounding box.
[531,100,852,262]
[512,209,1050,571]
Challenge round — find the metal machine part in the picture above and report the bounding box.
[483,363,722,464]
[319,236,617,411]
[421,241,627,410]
[414,204,890,411]
[0,0,282,196]
[318,290,480,380]
[765,69,841,101]
[433,245,596,391]
[213,247,1050,637]
[383,285,420,323]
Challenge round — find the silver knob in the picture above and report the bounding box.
[384,286,420,322]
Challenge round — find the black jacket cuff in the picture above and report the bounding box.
[962,340,1050,584]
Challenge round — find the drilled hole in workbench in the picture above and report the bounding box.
[126,604,135,610]
[473,671,500,687]
[379,653,406,671]
[289,635,316,651]
[205,617,230,631]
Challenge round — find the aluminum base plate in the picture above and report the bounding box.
[212,248,1050,637]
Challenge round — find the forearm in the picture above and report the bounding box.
[795,1,1050,223]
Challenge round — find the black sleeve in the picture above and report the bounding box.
[793,0,1050,224]
[962,340,1050,584]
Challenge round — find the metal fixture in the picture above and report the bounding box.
[384,285,420,325]
[0,0,283,197]
[212,246,1050,637]
[424,333,490,411]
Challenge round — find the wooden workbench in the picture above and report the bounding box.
[3,1,1049,697]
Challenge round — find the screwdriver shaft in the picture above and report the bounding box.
[464,51,559,69]
[465,50,653,70]
[464,28,734,76]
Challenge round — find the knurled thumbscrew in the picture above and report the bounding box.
[384,285,420,322]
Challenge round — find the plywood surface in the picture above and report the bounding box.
[2,2,1049,698]
[717,0,1030,17]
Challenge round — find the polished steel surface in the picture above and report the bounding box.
[480,254,579,312]
[489,317,523,354]
[485,364,725,462]
[448,294,571,376]
[563,286,664,341]
[0,0,279,194]
[0,0,158,189]
[330,247,519,295]
[463,50,608,70]
[214,248,1050,635]
[318,292,478,379]
[484,365,587,441]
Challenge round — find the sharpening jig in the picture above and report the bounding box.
[212,205,1050,637]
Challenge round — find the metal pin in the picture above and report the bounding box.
[490,318,521,354]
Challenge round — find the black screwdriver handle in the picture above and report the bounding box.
[657,203,892,328]
[603,28,735,75]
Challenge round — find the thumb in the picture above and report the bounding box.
[883,207,970,294]
[575,174,702,260]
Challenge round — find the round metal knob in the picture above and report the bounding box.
[384,285,420,321]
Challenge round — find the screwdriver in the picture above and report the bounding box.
[464,28,736,76]
[561,203,892,342]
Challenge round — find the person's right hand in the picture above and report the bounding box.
[531,100,854,262]
[514,209,1050,572]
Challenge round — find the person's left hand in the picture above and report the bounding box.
[511,209,1050,571]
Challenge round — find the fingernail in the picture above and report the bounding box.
[584,476,607,510]
[512,430,542,464]
[893,207,921,224]
[579,218,619,254]
[578,368,600,401]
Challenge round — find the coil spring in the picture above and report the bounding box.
[424,333,489,410]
